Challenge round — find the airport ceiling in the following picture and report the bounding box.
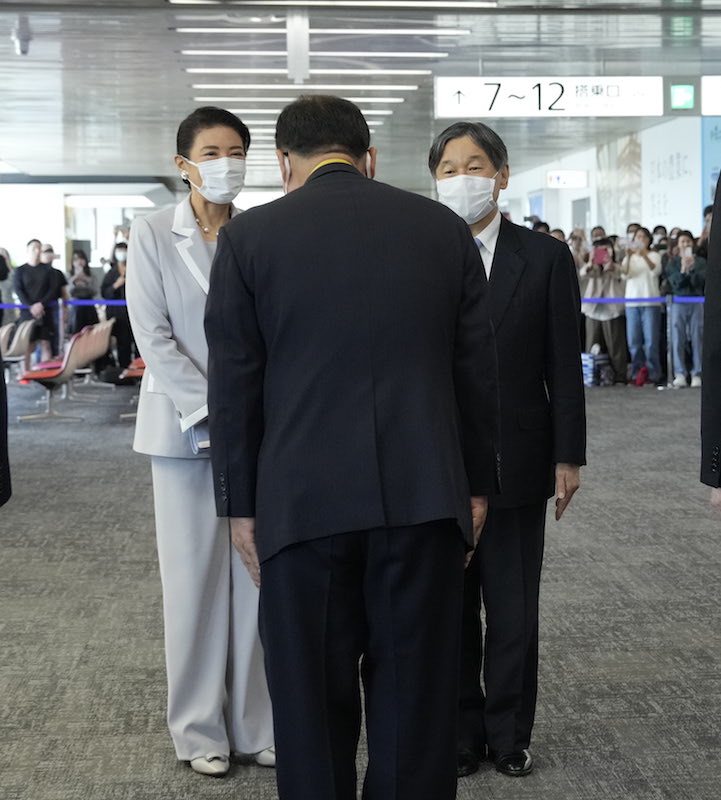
[1,0,721,194]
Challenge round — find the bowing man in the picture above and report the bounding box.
[431,122,586,779]
[205,95,500,800]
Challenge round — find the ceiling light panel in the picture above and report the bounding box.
[175,27,468,36]
[195,96,403,103]
[182,50,447,58]
[192,84,418,90]
[186,68,432,75]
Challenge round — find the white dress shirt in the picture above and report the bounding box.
[473,209,501,279]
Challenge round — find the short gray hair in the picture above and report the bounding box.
[428,121,508,175]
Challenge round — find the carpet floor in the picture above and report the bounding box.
[1,381,719,799]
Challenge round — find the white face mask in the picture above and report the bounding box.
[115,250,127,263]
[436,172,498,225]
[181,156,246,204]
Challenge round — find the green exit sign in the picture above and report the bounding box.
[671,84,695,109]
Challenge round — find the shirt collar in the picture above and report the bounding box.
[475,209,501,253]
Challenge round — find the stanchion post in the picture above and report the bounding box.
[666,294,674,387]
[57,298,65,356]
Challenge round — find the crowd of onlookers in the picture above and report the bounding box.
[1,210,711,388]
[0,237,136,375]
[530,211,710,387]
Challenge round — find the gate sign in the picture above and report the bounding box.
[434,76,664,118]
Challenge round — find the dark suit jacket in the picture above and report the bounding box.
[701,176,721,485]
[205,162,500,562]
[488,218,586,508]
[0,352,11,507]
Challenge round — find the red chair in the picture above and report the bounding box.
[18,319,115,422]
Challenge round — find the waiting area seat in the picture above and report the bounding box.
[1,319,37,380]
[18,319,115,422]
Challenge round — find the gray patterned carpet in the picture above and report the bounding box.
[2,381,720,799]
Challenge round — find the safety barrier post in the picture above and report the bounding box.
[57,298,65,355]
[666,295,674,388]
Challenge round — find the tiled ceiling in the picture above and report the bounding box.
[1,0,721,195]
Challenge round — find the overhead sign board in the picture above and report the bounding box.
[701,76,721,115]
[434,76,664,118]
[547,170,588,189]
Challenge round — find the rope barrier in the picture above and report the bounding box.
[0,297,707,309]
[0,299,127,309]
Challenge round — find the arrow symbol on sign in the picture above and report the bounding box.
[454,90,465,103]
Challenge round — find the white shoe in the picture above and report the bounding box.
[672,375,687,388]
[255,746,276,767]
[691,376,702,388]
[190,752,230,777]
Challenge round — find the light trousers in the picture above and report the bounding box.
[671,302,703,378]
[626,305,662,383]
[151,456,274,760]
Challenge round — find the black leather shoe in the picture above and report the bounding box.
[493,749,533,777]
[457,747,481,778]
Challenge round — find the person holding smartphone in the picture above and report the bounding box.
[665,230,706,387]
[580,238,628,383]
[620,226,663,385]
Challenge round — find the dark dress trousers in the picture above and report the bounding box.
[459,217,586,757]
[0,352,10,506]
[205,162,500,800]
[702,175,721,485]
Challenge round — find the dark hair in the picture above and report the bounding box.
[704,205,713,216]
[532,221,550,232]
[653,225,667,235]
[593,237,614,248]
[626,222,641,233]
[591,225,605,236]
[428,121,508,174]
[634,226,653,247]
[677,229,695,242]
[71,249,91,277]
[275,95,370,159]
[176,106,251,159]
[550,228,565,238]
[26,238,40,248]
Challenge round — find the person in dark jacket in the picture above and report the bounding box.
[67,249,99,333]
[205,95,500,800]
[101,242,134,368]
[13,239,67,368]
[0,350,10,507]
[702,178,721,507]
[431,121,586,779]
[666,230,706,387]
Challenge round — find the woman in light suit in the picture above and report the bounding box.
[126,107,274,777]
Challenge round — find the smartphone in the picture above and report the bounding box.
[683,246,693,258]
[593,247,607,265]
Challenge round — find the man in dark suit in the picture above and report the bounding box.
[205,96,500,800]
[0,352,11,507]
[430,121,586,778]
[702,175,721,503]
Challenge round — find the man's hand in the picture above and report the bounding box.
[30,302,44,319]
[555,464,580,520]
[710,488,721,515]
[230,517,260,587]
[466,495,488,568]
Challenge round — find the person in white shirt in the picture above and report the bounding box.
[620,226,663,385]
